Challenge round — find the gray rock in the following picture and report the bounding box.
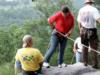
[42,63,100,75]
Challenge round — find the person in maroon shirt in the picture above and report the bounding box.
[43,6,74,68]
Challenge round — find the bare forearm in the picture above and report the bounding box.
[78,22,81,32]
[96,18,100,23]
[66,27,74,37]
[68,27,74,34]
[50,24,55,30]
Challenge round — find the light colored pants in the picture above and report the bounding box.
[75,51,83,63]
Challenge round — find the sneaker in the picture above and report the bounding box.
[58,63,67,68]
[43,62,50,68]
[62,63,67,67]
[58,64,62,68]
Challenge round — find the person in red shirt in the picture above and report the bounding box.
[43,6,74,68]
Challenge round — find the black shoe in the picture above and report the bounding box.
[84,63,88,66]
[92,65,99,69]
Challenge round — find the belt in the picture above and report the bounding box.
[81,26,97,31]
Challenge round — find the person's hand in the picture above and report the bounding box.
[51,25,55,30]
[64,33,70,38]
[73,48,76,54]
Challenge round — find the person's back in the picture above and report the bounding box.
[78,4,100,28]
[15,48,43,71]
[15,35,44,75]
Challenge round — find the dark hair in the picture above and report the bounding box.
[85,2,94,4]
[61,6,69,13]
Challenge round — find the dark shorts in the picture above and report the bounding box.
[22,70,38,75]
[80,27,98,47]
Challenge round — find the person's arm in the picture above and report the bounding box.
[77,10,82,35]
[93,8,100,23]
[15,50,22,75]
[36,50,44,74]
[65,14,75,37]
[78,22,82,35]
[73,37,79,53]
[96,18,100,23]
[48,12,59,30]
[66,27,74,37]
[73,42,79,53]
[15,60,22,74]
[48,18,55,30]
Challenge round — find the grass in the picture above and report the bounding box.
[0,63,14,75]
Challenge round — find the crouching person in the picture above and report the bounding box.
[15,35,44,75]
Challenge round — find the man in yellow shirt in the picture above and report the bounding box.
[15,35,44,75]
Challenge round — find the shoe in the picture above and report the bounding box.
[84,63,88,66]
[92,65,99,69]
[62,63,67,67]
[43,62,50,68]
[58,63,67,68]
[58,64,62,68]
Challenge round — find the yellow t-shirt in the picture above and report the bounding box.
[15,48,44,71]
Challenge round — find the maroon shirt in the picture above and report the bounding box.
[48,11,74,34]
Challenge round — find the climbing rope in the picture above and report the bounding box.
[57,31,100,55]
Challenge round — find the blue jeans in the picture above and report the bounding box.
[75,51,83,63]
[15,61,22,70]
[44,30,67,64]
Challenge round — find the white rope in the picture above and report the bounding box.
[57,31,100,55]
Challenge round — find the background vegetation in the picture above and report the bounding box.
[0,0,100,75]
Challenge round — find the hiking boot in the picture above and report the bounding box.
[43,62,50,68]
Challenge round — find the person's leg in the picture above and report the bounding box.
[80,27,89,66]
[82,46,88,66]
[76,52,82,63]
[58,37,67,65]
[80,52,83,62]
[89,29,98,68]
[44,33,59,63]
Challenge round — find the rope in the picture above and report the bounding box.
[57,31,100,55]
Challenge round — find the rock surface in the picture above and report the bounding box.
[42,63,100,75]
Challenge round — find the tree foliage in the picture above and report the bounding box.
[0,0,76,65]
[0,1,100,75]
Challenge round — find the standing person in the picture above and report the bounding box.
[43,5,74,68]
[77,0,100,68]
[73,36,91,63]
[15,35,44,75]
[73,36,83,63]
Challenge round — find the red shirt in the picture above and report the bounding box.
[48,11,74,34]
